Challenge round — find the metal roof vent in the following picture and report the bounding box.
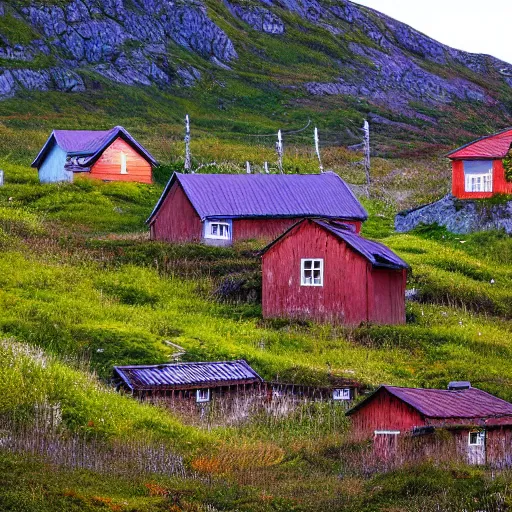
[448,381,471,390]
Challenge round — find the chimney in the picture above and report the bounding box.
[448,381,471,390]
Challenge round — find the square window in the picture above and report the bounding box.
[301,259,323,286]
[205,221,231,240]
[196,389,210,403]
[332,388,351,401]
[468,430,485,446]
[463,161,493,193]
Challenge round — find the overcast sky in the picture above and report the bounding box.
[353,1,512,65]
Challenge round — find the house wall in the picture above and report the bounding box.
[232,218,361,244]
[451,159,512,199]
[349,389,425,441]
[262,220,406,325]
[38,144,72,183]
[90,137,153,183]
[368,268,407,324]
[149,182,203,242]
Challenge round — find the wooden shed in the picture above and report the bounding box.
[113,360,264,415]
[261,219,408,325]
[147,172,368,245]
[347,382,512,467]
[32,126,156,184]
[447,128,512,199]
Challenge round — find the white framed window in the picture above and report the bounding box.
[120,152,127,174]
[332,388,351,401]
[463,161,493,192]
[301,259,323,286]
[204,220,231,240]
[196,389,210,403]
[468,430,485,446]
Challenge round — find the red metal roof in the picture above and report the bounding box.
[447,128,512,160]
[379,386,512,419]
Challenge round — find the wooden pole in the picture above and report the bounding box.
[184,114,191,173]
[276,130,283,174]
[264,161,269,174]
[246,161,251,174]
[363,119,370,196]
[314,127,323,173]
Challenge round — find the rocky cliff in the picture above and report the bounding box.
[1,0,511,146]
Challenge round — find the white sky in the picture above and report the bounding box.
[353,1,512,65]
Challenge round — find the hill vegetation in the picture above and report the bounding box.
[0,132,512,509]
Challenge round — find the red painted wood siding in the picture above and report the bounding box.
[451,159,512,199]
[349,389,425,441]
[262,220,406,325]
[90,137,153,183]
[150,182,203,242]
[232,218,361,243]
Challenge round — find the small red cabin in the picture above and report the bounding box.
[347,382,512,467]
[261,219,408,325]
[447,128,512,199]
[32,126,156,184]
[147,172,368,245]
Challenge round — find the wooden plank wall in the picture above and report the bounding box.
[262,220,405,325]
[90,137,153,183]
[150,182,203,242]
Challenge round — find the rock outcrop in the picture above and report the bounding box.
[0,0,510,121]
[395,195,512,235]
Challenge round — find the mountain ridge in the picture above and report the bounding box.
[1,0,512,153]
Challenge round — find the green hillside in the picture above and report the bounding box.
[1,142,512,510]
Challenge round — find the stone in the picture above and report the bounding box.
[0,71,16,98]
[395,195,512,235]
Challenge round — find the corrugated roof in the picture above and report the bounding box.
[316,220,408,269]
[446,127,512,160]
[348,385,512,419]
[114,360,263,391]
[32,126,157,169]
[148,172,368,223]
[261,219,408,270]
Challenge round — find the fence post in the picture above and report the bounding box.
[0,170,4,186]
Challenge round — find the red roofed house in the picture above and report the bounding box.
[447,127,512,199]
[32,126,157,184]
[347,382,512,467]
[261,219,408,325]
[147,172,368,245]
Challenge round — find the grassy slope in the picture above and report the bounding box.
[1,149,512,509]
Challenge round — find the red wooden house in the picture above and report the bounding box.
[261,219,408,325]
[447,127,512,199]
[347,382,512,467]
[32,126,156,184]
[147,172,368,245]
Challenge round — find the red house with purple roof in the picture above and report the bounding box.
[347,382,512,467]
[261,219,408,325]
[147,172,368,245]
[447,127,512,199]
[32,126,157,184]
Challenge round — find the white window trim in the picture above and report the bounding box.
[468,430,485,446]
[204,220,232,240]
[301,258,324,287]
[120,152,127,174]
[332,388,351,401]
[196,388,210,403]
[463,161,493,193]
[374,430,401,435]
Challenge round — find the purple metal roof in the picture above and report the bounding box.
[148,172,368,223]
[349,385,512,419]
[113,360,263,391]
[31,126,157,169]
[316,220,408,269]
